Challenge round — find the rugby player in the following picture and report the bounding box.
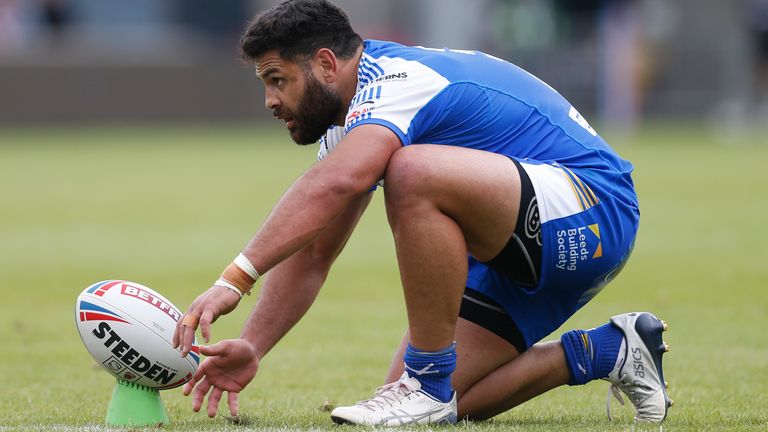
[173,0,672,425]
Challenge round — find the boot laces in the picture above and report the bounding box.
[358,377,419,411]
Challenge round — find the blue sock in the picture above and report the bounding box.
[560,322,623,385]
[403,342,456,402]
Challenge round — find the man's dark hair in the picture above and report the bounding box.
[240,0,362,63]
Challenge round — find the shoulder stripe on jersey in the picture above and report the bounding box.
[349,85,382,107]
[358,68,375,83]
[359,64,381,81]
[357,54,385,89]
[363,56,385,75]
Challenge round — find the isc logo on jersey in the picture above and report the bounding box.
[347,100,376,122]
[75,280,199,389]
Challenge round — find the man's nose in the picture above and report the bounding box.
[265,89,280,111]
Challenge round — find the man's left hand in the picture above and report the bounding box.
[173,285,241,356]
[183,339,260,417]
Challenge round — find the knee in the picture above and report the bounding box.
[383,146,435,210]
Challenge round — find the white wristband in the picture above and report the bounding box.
[215,278,244,299]
[234,253,260,281]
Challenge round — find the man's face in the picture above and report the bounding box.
[256,51,344,145]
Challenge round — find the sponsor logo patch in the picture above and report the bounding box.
[346,100,376,122]
[346,85,382,129]
[374,71,408,82]
[555,224,602,271]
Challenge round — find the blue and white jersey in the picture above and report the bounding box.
[318,39,637,211]
[319,41,641,346]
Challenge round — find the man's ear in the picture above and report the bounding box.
[315,48,338,83]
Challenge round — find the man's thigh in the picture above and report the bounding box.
[385,318,519,396]
[383,144,522,262]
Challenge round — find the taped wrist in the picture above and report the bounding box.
[216,253,260,297]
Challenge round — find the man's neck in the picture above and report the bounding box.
[334,43,365,126]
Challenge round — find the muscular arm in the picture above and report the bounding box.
[175,124,401,354]
[178,126,399,416]
[242,124,400,274]
[241,192,372,359]
[181,193,372,418]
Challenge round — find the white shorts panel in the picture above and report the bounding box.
[518,162,599,224]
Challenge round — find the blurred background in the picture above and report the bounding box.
[2,2,767,429]
[0,0,767,137]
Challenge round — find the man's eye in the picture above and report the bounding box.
[273,77,284,86]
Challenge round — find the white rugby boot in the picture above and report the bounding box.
[330,372,457,426]
[606,312,673,422]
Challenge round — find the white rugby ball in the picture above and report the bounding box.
[75,280,199,389]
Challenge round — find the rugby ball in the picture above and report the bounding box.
[75,280,199,389]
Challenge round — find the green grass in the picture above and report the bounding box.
[1,124,766,431]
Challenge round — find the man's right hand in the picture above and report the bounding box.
[183,339,260,418]
[173,285,241,356]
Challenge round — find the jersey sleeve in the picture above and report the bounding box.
[343,57,450,145]
[317,124,383,191]
[317,125,346,161]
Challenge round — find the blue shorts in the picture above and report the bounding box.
[464,160,640,349]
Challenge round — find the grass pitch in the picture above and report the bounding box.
[0,124,766,431]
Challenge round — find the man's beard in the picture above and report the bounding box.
[288,73,344,145]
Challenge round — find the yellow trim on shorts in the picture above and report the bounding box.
[560,170,586,211]
[562,166,600,209]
